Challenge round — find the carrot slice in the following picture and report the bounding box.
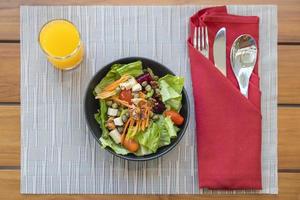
[111,96,134,108]
[104,75,130,91]
[95,90,117,99]
[139,91,146,99]
[121,118,131,144]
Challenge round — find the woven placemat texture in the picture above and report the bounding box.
[20,5,277,194]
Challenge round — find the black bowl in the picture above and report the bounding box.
[84,57,190,161]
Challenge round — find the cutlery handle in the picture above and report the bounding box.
[238,72,250,98]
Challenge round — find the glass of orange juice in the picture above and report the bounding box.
[38,19,84,70]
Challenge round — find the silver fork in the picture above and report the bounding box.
[193,26,209,58]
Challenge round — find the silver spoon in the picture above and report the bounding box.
[230,34,257,98]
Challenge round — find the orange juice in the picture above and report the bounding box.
[39,19,84,70]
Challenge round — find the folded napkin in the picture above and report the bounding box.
[188,6,262,189]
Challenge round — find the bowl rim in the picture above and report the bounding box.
[84,56,190,161]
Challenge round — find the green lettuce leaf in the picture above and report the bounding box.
[164,116,177,138]
[116,60,143,77]
[136,123,161,153]
[100,137,129,155]
[156,116,171,147]
[94,99,109,138]
[159,75,184,111]
[94,64,122,95]
[94,61,143,95]
[133,145,153,156]
[165,96,182,112]
[134,116,179,156]
[125,126,138,140]
[94,112,101,124]
[159,74,184,93]
[95,100,129,154]
[157,116,179,148]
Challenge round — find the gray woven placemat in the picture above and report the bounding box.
[20,5,277,194]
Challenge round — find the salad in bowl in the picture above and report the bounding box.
[85,57,189,160]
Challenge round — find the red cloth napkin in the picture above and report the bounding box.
[188,6,262,189]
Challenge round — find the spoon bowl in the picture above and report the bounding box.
[230,34,257,97]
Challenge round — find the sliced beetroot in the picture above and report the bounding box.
[153,99,166,114]
[136,72,153,84]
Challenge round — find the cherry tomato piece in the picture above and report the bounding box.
[119,89,132,104]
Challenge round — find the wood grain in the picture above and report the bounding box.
[0,44,299,104]
[0,105,299,169]
[0,106,20,166]
[0,0,298,42]
[278,107,300,170]
[1,170,299,199]
[278,45,300,104]
[0,1,19,41]
[0,43,19,102]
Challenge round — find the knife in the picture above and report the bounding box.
[213,27,226,76]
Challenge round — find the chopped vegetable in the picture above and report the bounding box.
[164,110,184,126]
[94,100,109,137]
[145,84,152,92]
[106,100,113,106]
[107,108,118,116]
[117,126,124,133]
[103,75,130,92]
[141,81,148,87]
[100,137,129,155]
[123,138,139,152]
[112,103,118,109]
[159,75,184,111]
[94,61,184,156]
[115,86,121,93]
[116,60,143,77]
[139,91,146,99]
[152,114,159,121]
[136,72,153,84]
[153,99,166,114]
[109,129,122,144]
[119,89,132,104]
[133,93,139,98]
[131,98,143,105]
[113,117,124,126]
[132,83,142,92]
[111,96,133,109]
[164,116,177,138]
[146,68,155,79]
[94,64,122,94]
[146,89,154,98]
[96,75,130,99]
[136,123,160,153]
[120,77,137,90]
[106,121,116,130]
[95,90,117,100]
[122,115,128,122]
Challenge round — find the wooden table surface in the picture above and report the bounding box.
[0,0,300,199]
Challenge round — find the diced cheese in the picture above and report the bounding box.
[107,108,118,116]
[109,129,121,144]
[119,82,127,90]
[131,98,142,105]
[113,117,124,126]
[132,83,142,92]
[127,78,137,88]
[120,78,137,90]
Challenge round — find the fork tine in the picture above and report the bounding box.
[197,27,201,51]
[201,27,205,51]
[205,26,209,49]
[193,27,197,49]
